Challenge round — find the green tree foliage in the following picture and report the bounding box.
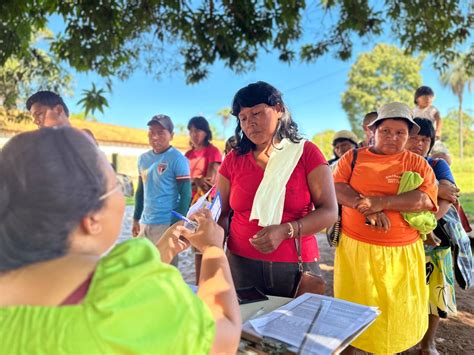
[0,31,72,111]
[441,110,474,158]
[341,44,422,136]
[311,130,336,160]
[0,1,472,85]
[440,54,473,159]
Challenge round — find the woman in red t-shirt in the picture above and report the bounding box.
[185,116,222,202]
[217,81,338,297]
[185,116,223,283]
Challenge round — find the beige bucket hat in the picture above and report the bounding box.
[332,130,359,146]
[369,102,420,135]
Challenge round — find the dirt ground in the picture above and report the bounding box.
[316,235,474,355]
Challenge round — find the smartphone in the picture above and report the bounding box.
[171,210,198,232]
[236,286,268,305]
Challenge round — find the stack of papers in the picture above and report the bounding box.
[247,293,379,354]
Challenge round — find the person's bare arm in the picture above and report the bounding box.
[335,182,360,208]
[435,198,451,220]
[199,246,240,354]
[177,210,241,354]
[298,164,338,235]
[250,164,338,254]
[434,111,442,139]
[356,190,435,215]
[155,223,189,263]
[205,162,221,185]
[438,179,459,204]
[195,162,222,192]
[426,197,452,246]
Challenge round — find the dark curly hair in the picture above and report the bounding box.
[231,81,302,155]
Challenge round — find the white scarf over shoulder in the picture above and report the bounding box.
[250,138,306,227]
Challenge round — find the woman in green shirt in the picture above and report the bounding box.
[0,127,240,354]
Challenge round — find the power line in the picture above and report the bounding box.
[284,68,347,93]
[288,89,341,107]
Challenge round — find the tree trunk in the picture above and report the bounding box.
[458,95,463,159]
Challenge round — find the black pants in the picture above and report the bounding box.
[227,252,321,298]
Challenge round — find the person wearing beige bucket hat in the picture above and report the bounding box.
[369,101,420,135]
[332,101,438,354]
[328,130,359,168]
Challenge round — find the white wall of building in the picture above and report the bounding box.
[99,144,148,157]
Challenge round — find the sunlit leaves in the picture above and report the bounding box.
[0,1,472,84]
[341,44,423,137]
[0,45,72,109]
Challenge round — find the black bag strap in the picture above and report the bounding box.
[294,221,304,272]
[337,148,358,215]
[350,148,358,173]
[300,149,359,262]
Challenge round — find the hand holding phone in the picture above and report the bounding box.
[175,209,224,253]
[171,210,199,232]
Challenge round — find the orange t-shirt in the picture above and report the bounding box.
[333,147,438,246]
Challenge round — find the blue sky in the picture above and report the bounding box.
[50,20,473,140]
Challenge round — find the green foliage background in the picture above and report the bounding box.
[0,32,72,110]
[441,110,474,158]
[1,1,472,84]
[341,44,422,137]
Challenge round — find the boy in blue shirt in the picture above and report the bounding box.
[132,115,191,266]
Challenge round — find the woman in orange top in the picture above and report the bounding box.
[333,102,438,354]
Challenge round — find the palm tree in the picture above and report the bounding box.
[216,107,232,139]
[440,56,473,159]
[77,83,109,120]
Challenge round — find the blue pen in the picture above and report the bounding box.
[171,210,198,232]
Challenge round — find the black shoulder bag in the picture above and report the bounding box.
[326,149,358,247]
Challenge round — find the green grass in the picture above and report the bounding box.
[451,157,474,222]
[459,193,474,223]
[455,172,474,194]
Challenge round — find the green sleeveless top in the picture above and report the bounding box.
[0,238,215,354]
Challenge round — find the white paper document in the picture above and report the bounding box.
[209,191,222,222]
[186,188,213,217]
[186,187,221,222]
[248,293,379,354]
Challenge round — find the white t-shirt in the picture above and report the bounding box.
[413,106,440,129]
